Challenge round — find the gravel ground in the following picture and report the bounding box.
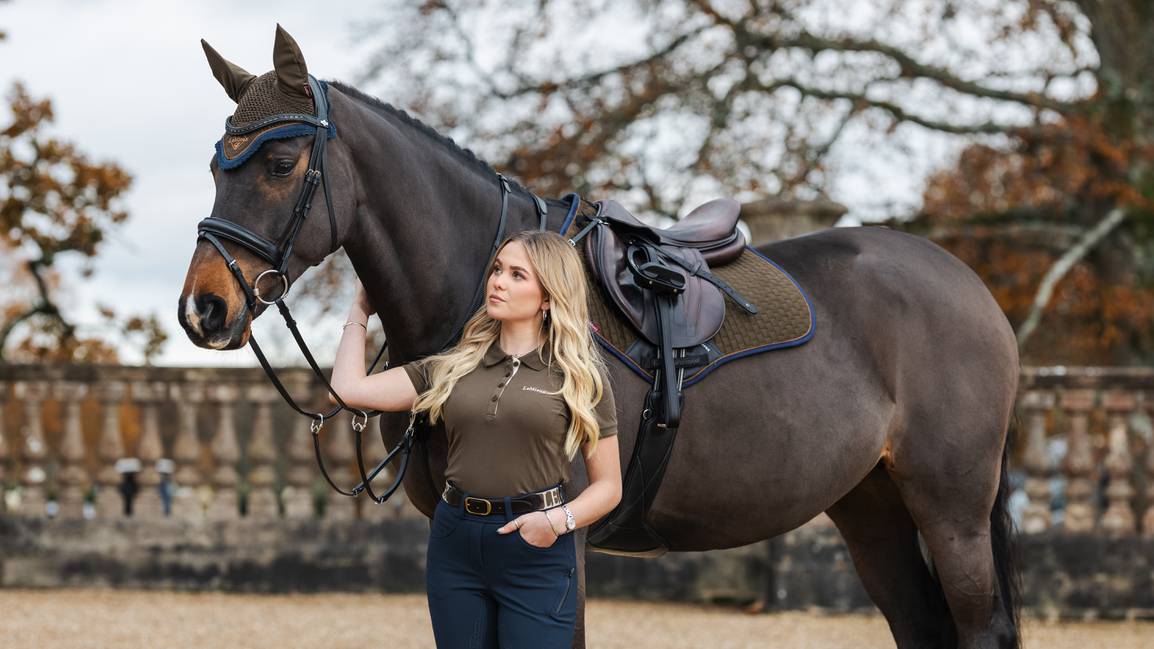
[1,590,1151,648]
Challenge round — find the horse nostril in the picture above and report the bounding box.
[197,293,229,334]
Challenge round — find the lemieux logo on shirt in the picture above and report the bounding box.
[521,385,551,395]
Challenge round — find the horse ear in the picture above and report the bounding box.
[201,39,255,103]
[272,24,311,98]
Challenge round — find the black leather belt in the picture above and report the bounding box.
[442,481,564,516]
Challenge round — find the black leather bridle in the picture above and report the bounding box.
[196,75,549,503]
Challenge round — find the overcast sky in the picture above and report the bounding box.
[0,0,964,367]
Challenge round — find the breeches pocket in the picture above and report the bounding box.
[429,502,462,539]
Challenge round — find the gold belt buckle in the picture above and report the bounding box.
[464,496,492,515]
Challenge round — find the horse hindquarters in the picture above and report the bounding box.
[760,227,1021,648]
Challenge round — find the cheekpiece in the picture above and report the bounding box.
[214,72,336,170]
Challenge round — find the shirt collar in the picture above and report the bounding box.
[481,339,551,371]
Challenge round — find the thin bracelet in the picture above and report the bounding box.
[543,510,561,537]
[343,321,368,331]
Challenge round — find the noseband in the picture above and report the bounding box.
[194,76,550,503]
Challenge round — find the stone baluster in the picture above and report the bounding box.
[170,381,206,521]
[1144,426,1154,537]
[1020,390,1055,534]
[1100,391,1137,535]
[0,383,8,514]
[131,381,167,518]
[245,384,280,519]
[1061,389,1097,533]
[94,382,126,518]
[206,383,241,520]
[283,401,316,519]
[323,413,357,521]
[14,381,48,517]
[54,381,90,518]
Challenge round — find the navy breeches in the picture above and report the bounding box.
[426,495,578,649]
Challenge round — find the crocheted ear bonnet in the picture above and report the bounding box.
[202,25,334,169]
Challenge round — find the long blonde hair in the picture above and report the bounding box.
[410,230,610,460]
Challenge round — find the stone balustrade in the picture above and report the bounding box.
[1018,366,1154,537]
[3,363,1154,616]
[0,364,423,522]
[1,363,1152,535]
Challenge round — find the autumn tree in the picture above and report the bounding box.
[897,1,1154,364]
[225,0,1138,365]
[0,31,166,363]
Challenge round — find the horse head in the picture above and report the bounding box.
[179,25,357,350]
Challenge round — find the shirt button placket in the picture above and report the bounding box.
[489,358,520,417]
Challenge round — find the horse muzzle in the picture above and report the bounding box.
[178,289,252,350]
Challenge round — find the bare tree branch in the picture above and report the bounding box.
[0,258,71,362]
[748,29,1080,114]
[1016,206,1128,348]
[496,27,708,98]
[924,221,1089,247]
[749,77,1037,136]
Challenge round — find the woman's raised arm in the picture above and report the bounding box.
[328,279,420,413]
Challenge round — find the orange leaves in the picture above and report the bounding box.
[2,84,133,260]
[0,81,153,364]
[1,82,54,139]
[923,117,1145,226]
[918,105,1154,363]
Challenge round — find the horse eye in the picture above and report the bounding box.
[269,159,296,177]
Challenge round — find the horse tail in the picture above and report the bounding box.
[990,411,1022,648]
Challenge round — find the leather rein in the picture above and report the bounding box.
[196,75,548,503]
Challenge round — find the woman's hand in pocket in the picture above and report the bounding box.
[497,511,559,548]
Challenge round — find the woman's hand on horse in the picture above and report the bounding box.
[497,511,558,548]
[350,279,375,318]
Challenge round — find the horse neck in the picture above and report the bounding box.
[331,88,545,361]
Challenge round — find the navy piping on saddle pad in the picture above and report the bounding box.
[214,86,338,170]
[557,195,817,388]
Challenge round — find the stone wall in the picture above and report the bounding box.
[4,517,1152,620]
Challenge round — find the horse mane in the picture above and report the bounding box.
[327,80,534,196]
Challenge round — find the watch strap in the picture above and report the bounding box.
[562,504,576,532]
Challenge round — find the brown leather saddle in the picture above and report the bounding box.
[571,198,758,556]
[583,199,754,350]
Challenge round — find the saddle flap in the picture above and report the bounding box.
[584,203,725,348]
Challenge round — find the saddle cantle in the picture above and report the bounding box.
[599,198,747,264]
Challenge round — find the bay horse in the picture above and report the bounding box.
[178,27,1019,649]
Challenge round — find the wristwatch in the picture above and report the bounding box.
[561,504,576,533]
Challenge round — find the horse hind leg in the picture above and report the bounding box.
[826,462,957,649]
[893,428,1020,649]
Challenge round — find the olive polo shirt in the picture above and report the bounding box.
[402,340,618,497]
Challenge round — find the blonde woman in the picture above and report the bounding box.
[330,230,622,648]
